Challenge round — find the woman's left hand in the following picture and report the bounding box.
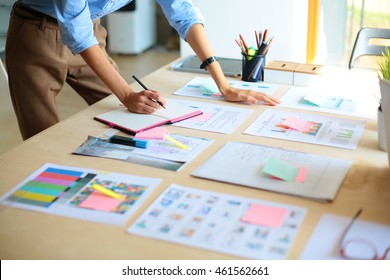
[220,85,280,105]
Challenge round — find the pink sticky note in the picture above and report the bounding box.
[79,193,122,212]
[295,167,307,183]
[282,116,312,132]
[241,204,288,228]
[189,112,213,122]
[135,127,167,140]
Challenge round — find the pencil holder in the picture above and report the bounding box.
[241,53,266,82]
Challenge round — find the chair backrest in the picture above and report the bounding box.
[348,27,390,69]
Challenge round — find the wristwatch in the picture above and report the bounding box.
[200,56,218,70]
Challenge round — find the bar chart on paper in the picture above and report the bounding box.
[0,163,161,226]
[244,109,366,149]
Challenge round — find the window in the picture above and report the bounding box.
[310,0,390,66]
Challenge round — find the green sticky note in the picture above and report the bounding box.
[263,157,301,182]
[200,78,220,94]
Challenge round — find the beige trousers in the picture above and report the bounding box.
[6,3,119,140]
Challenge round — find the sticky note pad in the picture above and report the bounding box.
[79,193,122,212]
[135,127,167,140]
[263,157,307,183]
[241,203,288,228]
[282,116,312,132]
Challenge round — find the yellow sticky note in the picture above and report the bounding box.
[91,184,126,200]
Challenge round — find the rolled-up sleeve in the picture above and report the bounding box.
[53,0,98,54]
[157,0,205,41]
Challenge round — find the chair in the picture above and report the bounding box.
[348,27,390,69]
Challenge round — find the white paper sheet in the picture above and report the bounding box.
[168,99,254,134]
[0,163,161,226]
[244,109,366,149]
[173,76,280,101]
[128,184,306,260]
[301,213,390,260]
[191,142,351,201]
[279,86,377,119]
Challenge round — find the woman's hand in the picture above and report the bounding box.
[220,85,280,105]
[122,90,167,114]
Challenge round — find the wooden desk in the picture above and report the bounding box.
[0,62,389,260]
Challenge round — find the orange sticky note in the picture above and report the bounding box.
[241,204,288,228]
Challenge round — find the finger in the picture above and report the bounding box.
[143,91,167,108]
[250,91,280,106]
[144,90,162,101]
[262,95,280,106]
[141,102,158,114]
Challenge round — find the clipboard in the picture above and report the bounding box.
[170,55,242,77]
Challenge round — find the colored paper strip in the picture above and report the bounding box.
[23,180,68,191]
[12,190,56,203]
[20,184,65,197]
[45,167,84,177]
[39,171,80,182]
[35,176,76,187]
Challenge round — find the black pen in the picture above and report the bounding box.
[132,75,166,109]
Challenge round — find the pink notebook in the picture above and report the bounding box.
[94,102,202,133]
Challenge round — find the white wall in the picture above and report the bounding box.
[180,0,308,63]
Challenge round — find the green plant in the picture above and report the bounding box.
[378,47,390,81]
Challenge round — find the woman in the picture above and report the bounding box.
[6,0,279,140]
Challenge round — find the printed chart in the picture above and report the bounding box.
[0,163,161,226]
[74,134,213,172]
[128,184,306,260]
[168,99,254,134]
[244,109,366,149]
[174,77,280,101]
[279,86,377,119]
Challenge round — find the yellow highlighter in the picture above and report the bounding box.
[165,135,190,150]
[91,184,126,200]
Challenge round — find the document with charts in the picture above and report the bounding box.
[191,142,351,201]
[168,99,253,134]
[73,134,213,172]
[244,109,366,149]
[279,86,377,119]
[127,184,306,260]
[173,76,280,101]
[0,163,161,226]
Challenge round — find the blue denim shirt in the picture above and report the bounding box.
[18,0,205,54]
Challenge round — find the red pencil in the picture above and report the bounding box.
[262,29,268,43]
[239,34,249,54]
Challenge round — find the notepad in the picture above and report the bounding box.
[94,101,202,133]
